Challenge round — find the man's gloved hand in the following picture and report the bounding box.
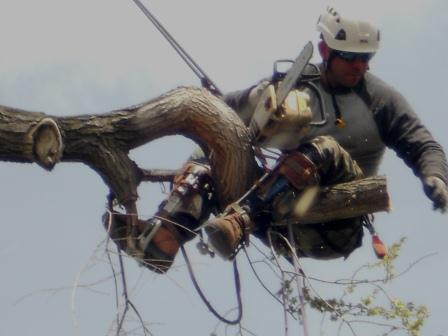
[423,176,448,213]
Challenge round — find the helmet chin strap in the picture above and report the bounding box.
[322,51,337,88]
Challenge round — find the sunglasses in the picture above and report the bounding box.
[332,50,375,63]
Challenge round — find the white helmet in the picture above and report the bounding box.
[316,7,380,53]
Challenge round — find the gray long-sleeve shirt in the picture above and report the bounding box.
[224,67,448,183]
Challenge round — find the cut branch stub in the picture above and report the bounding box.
[28,118,64,170]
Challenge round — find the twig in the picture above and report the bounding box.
[211,307,257,336]
[116,250,131,334]
[242,247,287,309]
[287,223,310,336]
[104,207,152,336]
[70,232,117,335]
[266,231,292,336]
[271,231,359,336]
[105,209,123,334]
[250,240,284,280]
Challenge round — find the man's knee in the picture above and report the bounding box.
[298,136,363,185]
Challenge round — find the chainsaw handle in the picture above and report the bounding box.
[272,60,327,127]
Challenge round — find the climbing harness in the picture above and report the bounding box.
[130,0,222,95]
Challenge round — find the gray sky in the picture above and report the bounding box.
[0,0,447,335]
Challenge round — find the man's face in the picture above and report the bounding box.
[318,41,374,88]
[328,51,371,88]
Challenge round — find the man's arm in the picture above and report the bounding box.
[369,77,448,212]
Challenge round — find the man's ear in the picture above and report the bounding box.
[318,40,331,61]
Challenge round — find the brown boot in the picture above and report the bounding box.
[137,212,199,272]
[105,161,214,273]
[204,204,254,259]
[104,212,180,273]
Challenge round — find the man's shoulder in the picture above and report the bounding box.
[302,63,321,78]
[363,72,401,96]
[364,72,391,91]
[360,72,415,118]
[361,72,404,104]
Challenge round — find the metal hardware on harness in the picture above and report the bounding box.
[137,217,163,252]
[172,162,212,195]
[196,240,215,257]
[162,162,213,221]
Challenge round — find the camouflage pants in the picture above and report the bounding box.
[263,135,366,260]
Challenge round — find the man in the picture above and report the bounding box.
[106,8,448,273]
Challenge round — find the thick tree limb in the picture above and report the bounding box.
[0,85,390,233]
[0,86,257,216]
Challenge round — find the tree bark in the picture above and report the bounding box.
[0,85,390,230]
[0,86,257,214]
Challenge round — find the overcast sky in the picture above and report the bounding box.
[0,1,447,335]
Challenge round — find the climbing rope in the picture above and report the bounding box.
[181,246,243,325]
[130,0,222,95]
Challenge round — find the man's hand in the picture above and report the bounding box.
[423,176,448,213]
